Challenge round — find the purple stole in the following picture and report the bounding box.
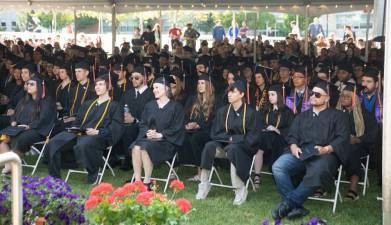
[360,92,383,123]
[285,89,311,114]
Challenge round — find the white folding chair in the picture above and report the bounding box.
[308,165,343,214]
[208,148,256,192]
[340,154,370,195]
[131,153,179,193]
[65,146,116,184]
[22,126,55,175]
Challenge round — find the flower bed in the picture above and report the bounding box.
[0,176,85,225]
[85,180,192,225]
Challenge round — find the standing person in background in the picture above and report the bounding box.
[229,22,239,40]
[343,25,356,43]
[290,21,301,39]
[153,24,162,51]
[239,21,249,41]
[308,17,324,42]
[141,25,156,47]
[184,23,200,49]
[169,24,182,49]
[213,21,226,43]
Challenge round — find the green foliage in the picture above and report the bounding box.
[36,11,73,30]
[76,14,99,29]
[193,13,215,34]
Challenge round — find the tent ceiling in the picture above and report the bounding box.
[0,0,373,16]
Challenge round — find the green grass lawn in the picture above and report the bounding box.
[24,161,382,225]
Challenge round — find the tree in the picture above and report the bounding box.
[193,13,215,33]
[35,11,73,31]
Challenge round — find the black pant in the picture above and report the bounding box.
[179,130,211,166]
[345,143,371,178]
[118,124,139,168]
[10,129,44,153]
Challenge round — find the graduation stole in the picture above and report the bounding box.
[255,87,268,110]
[55,81,71,102]
[266,110,281,128]
[293,88,308,114]
[225,103,247,135]
[117,79,127,93]
[81,98,111,129]
[70,80,90,115]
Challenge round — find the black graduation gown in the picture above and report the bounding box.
[201,103,259,182]
[7,97,56,153]
[132,100,185,165]
[258,107,294,166]
[286,108,350,191]
[113,80,131,103]
[180,95,215,165]
[344,106,378,177]
[68,80,96,117]
[119,87,155,152]
[55,82,74,118]
[47,98,123,178]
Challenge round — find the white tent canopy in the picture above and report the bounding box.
[0,0,373,16]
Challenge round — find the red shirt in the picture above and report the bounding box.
[169,28,182,39]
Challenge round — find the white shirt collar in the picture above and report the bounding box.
[136,85,148,94]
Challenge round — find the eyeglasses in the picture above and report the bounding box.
[26,82,36,86]
[310,91,327,98]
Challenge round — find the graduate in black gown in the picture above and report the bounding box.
[336,84,378,200]
[285,66,311,114]
[196,80,259,205]
[63,61,96,125]
[0,62,25,129]
[181,74,215,181]
[272,59,293,99]
[112,63,131,102]
[271,81,349,220]
[253,65,270,111]
[118,66,155,171]
[130,75,185,188]
[55,63,74,119]
[0,76,56,174]
[170,67,187,106]
[47,75,123,183]
[253,85,294,188]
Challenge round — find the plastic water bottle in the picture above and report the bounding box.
[124,104,129,114]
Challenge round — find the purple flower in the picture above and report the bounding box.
[262,219,269,225]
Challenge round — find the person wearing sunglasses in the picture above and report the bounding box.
[118,66,155,171]
[336,84,378,201]
[0,76,56,174]
[271,81,349,220]
[285,66,311,115]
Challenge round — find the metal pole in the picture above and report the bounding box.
[112,3,117,54]
[326,14,329,37]
[233,11,236,41]
[74,9,77,45]
[98,12,102,34]
[383,1,391,223]
[304,5,309,55]
[364,8,371,62]
[139,13,144,32]
[253,12,258,64]
[53,11,57,33]
[0,152,23,225]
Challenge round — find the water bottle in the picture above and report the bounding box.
[124,104,129,114]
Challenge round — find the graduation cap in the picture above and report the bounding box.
[255,65,272,82]
[14,61,25,70]
[29,75,46,99]
[159,52,170,60]
[196,57,209,67]
[112,63,122,72]
[154,75,175,87]
[279,59,293,70]
[22,63,36,73]
[170,67,183,81]
[53,60,63,67]
[75,61,90,70]
[337,63,353,74]
[293,65,306,76]
[268,53,279,61]
[59,62,71,70]
[34,47,45,55]
[229,80,246,93]
[363,67,379,81]
[198,73,211,81]
[313,80,329,94]
[351,57,365,68]
[269,84,283,94]
[183,46,193,53]
[24,44,34,54]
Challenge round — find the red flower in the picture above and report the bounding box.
[113,187,129,198]
[155,193,167,202]
[169,179,185,191]
[175,198,192,214]
[85,196,102,209]
[108,195,116,204]
[135,191,155,205]
[90,183,114,196]
[133,181,148,192]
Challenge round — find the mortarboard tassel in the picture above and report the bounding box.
[42,81,46,99]
[304,66,308,111]
[181,60,186,90]
[93,58,96,81]
[378,71,383,120]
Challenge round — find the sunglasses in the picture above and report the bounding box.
[26,82,36,86]
[131,76,141,80]
[310,91,326,98]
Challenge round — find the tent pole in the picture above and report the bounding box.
[383,0,391,223]
[53,11,57,33]
[364,8,371,62]
[253,12,258,64]
[139,13,143,32]
[304,5,309,55]
[233,11,236,41]
[74,9,77,45]
[112,3,117,54]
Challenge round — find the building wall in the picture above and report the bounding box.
[0,11,18,31]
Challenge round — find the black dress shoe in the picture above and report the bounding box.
[87,172,99,185]
[287,207,310,220]
[271,202,292,220]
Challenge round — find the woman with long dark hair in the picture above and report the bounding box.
[253,85,294,188]
[130,75,185,189]
[196,80,259,205]
[182,74,216,181]
[0,76,56,174]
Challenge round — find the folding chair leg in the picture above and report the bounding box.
[333,166,343,214]
[163,154,178,192]
[31,143,47,175]
[65,170,71,182]
[362,155,370,196]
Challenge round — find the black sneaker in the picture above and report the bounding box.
[287,207,310,220]
[87,172,99,185]
[271,202,292,220]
